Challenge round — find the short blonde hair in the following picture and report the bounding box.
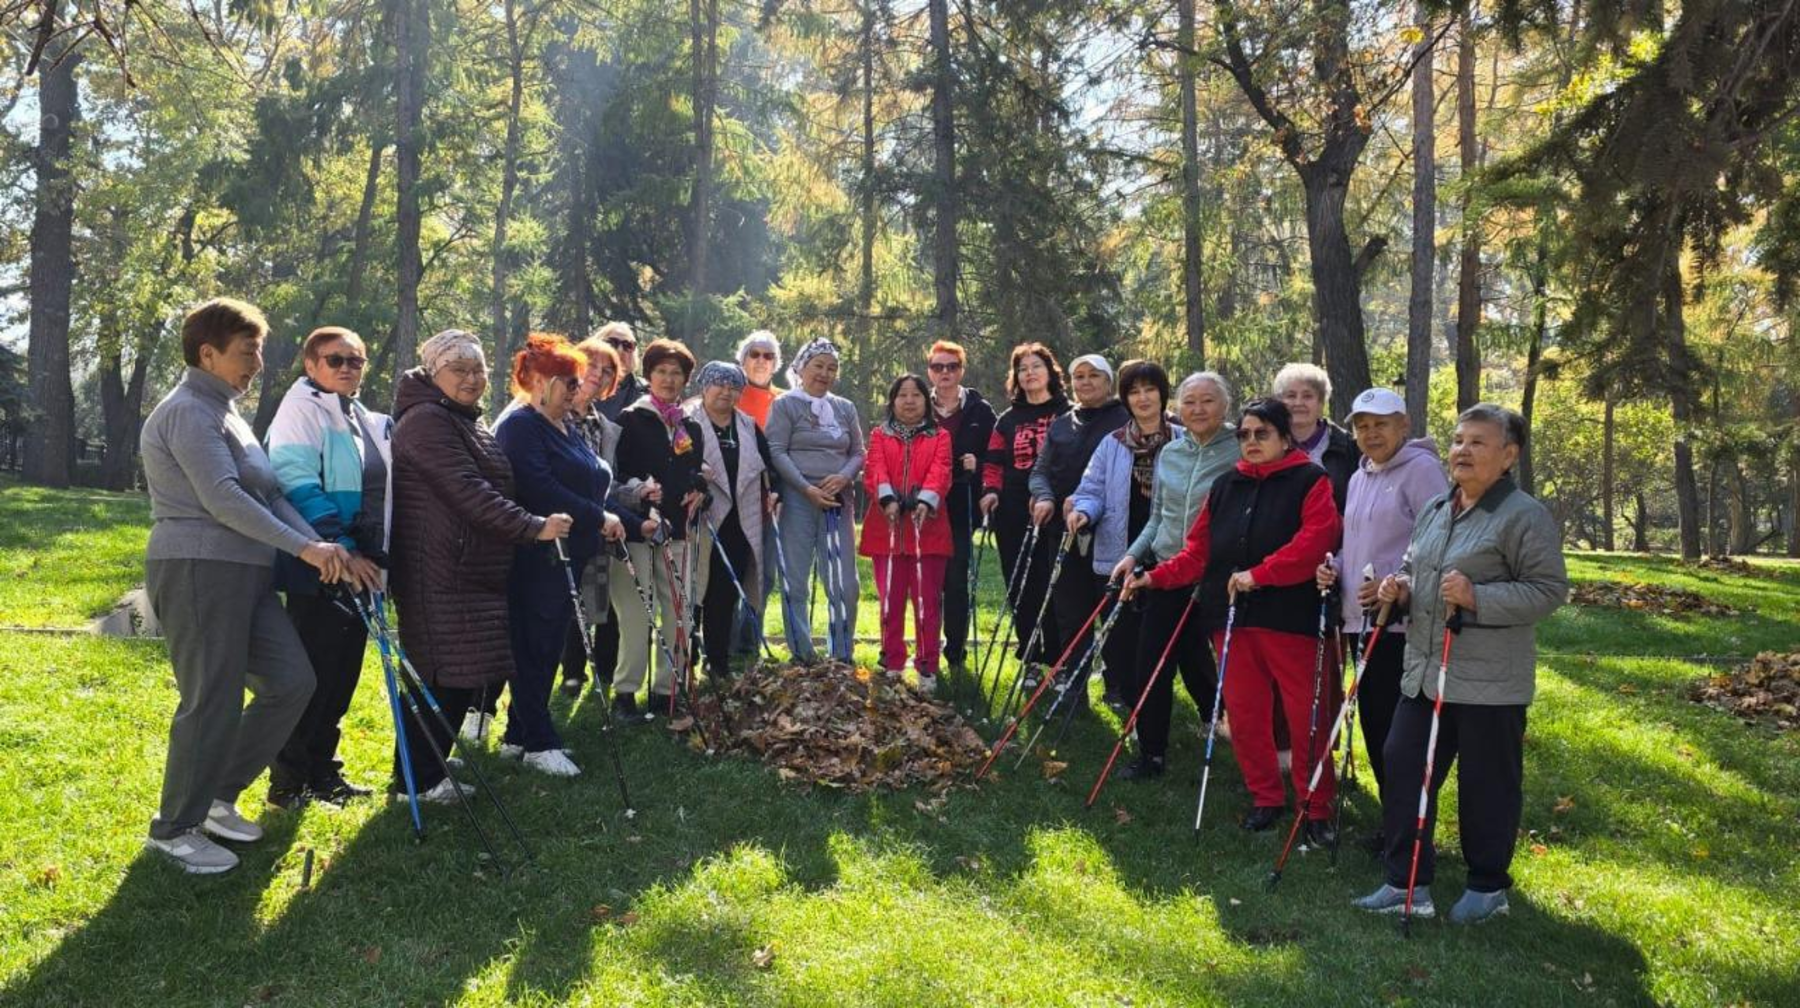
[1272,362,1330,405]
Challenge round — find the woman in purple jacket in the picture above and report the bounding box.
[1316,388,1446,842]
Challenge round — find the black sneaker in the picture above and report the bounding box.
[1101,689,1128,712]
[612,693,646,723]
[1305,819,1339,849]
[310,775,372,806]
[266,783,310,810]
[647,692,677,717]
[1118,754,1165,781]
[1242,805,1284,832]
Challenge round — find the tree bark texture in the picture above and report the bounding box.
[1664,259,1702,560]
[390,0,428,388]
[927,0,958,340]
[1453,9,1481,412]
[1405,1,1436,435]
[491,0,525,410]
[687,0,719,306]
[24,9,80,488]
[1177,0,1206,363]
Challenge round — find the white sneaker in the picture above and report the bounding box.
[498,744,525,760]
[417,777,476,804]
[203,801,263,843]
[522,749,581,777]
[459,710,493,743]
[1277,748,1293,773]
[914,673,938,697]
[146,829,239,874]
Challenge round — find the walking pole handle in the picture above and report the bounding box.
[553,537,571,564]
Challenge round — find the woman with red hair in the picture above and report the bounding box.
[494,333,625,777]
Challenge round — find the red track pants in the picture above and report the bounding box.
[873,555,947,676]
[1215,625,1337,817]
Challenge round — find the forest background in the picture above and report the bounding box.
[3,0,1799,560]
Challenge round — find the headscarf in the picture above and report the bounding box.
[697,360,747,391]
[785,339,843,438]
[420,329,485,377]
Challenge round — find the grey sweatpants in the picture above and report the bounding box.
[776,498,859,662]
[146,558,315,839]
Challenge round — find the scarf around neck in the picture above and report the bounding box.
[650,393,695,454]
[788,385,842,438]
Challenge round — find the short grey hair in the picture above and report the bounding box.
[736,329,781,369]
[1177,370,1234,414]
[1457,402,1528,450]
[1272,361,1331,406]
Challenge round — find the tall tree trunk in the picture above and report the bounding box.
[1727,460,1752,555]
[1300,159,1376,415]
[927,0,958,339]
[1177,0,1205,363]
[1632,491,1650,552]
[686,0,719,313]
[1664,259,1702,560]
[1790,390,1800,557]
[100,206,194,490]
[345,140,385,313]
[1601,394,1616,550]
[1405,0,1436,435]
[24,7,80,488]
[491,0,525,409]
[390,0,428,388]
[855,2,878,352]
[1452,8,1481,411]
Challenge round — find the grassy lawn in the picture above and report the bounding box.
[1,489,1796,1007]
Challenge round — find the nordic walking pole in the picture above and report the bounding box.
[368,597,424,840]
[977,521,1037,720]
[1088,579,1206,809]
[366,597,533,860]
[977,583,1115,779]
[1192,586,1242,832]
[911,507,928,677]
[1267,598,1395,891]
[821,507,848,660]
[554,538,635,815]
[995,527,1077,726]
[767,504,806,657]
[1015,573,1134,769]
[1402,605,1463,937]
[658,536,712,739]
[1332,563,1377,864]
[616,540,713,753]
[960,513,989,702]
[702,513,776,663]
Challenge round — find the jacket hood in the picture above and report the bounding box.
[392,368,480,422]
[1235,446,1314,480]
[1360,436,1441,475]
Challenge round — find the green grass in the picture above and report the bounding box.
[1,490,1797,1006]
[0,476,150,627]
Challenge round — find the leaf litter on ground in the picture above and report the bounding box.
[1688,650,1800,730]
[1569,580,1743,617]
[690,660,990,792]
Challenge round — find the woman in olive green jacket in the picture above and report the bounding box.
[1353,403,1567,926]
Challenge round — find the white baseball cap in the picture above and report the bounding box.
[1069,354,1114,380]
[1348,387,1406,419]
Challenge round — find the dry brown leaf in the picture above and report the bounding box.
[1689,651,1800,731]
[1041,759,1069,780]
[1552,795,1576,815]
[1113,806,1133,825]
[1570,580,1742,618]
[751,945,776,969]
[360,946,382,965]
[667,715,696,733]
[618,911,641,926]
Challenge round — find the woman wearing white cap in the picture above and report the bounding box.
[1026,352,1128,676]
[1316,388,1446,840]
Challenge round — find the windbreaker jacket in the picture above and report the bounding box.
[1028,400,1130,505]
[1125,423,1237,566]
[860,424,953,557]
[1068,425,1176,575]
[266,376,393,557]
[1398,476,1568,705]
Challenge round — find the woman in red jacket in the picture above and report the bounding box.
[1123,398,1342,837]
[861,374,953,693]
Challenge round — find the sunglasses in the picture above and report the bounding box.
[323,354,367,371]
[928,361,963,373]
[1235,427,1277,442]
[606,339,636,351]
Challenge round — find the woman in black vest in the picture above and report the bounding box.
[1123,399,1342,837]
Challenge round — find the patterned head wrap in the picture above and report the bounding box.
[786,338,841,388]
[420,329,485,376]
[697,360,747,391]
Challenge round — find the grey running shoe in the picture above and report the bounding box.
[1352,882,1434,918]
[417,777,476,804]
[1448,888,1510,924]
[203,801,263,843]
[146,830,239,874]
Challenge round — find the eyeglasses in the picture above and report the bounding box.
[323,354,367,371]
[1235,427,1277,443]
[928,361,963,373]
[444,363,488,380]
[606,338,636,351]
[744,350,776,361]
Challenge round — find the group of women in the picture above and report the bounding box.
[138,296,1568,927]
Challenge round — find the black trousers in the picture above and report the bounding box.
[993,498,1057,660]
[1351,631,1406,796]
[1047,545,1100,673]
[272,592,367,791]
[1380,693,1528,893]
[1132,586,1217,760]
[393,683,479,792]
[701,513,755,675]
[942,488,976,665]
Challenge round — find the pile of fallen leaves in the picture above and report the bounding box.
[1687,555,1758,576]
[1569,580,1742,617]
[1689,651,1800,731]
[691,660,990,793]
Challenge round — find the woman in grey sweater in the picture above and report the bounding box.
[1354,403,1567,925]
[139,298,355,875]
[766,339,864,662]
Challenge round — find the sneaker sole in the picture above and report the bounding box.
[145,840,237,875]
[1362,901,1434,918]
[1450,904,1508,925]
[201,819,262,844]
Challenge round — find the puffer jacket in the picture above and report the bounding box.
[859,421,953,557]
[388,370,545,689]
[1398,476,1568,705]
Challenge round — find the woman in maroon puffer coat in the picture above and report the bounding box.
[388,329,571,801]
